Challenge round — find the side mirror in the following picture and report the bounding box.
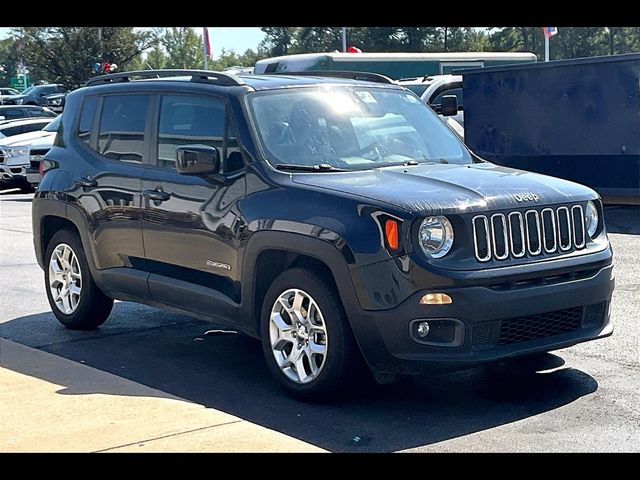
[440,95,458,117]
[176,145,220,175]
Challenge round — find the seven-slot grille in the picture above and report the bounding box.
[472,205,587,262]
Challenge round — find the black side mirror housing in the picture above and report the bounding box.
[176,145,220,176]
[440,95,459,117]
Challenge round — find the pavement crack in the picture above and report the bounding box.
[0,228,32,234]
[92,419,244,452]
[569,350,640,371]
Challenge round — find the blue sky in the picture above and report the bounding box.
[0,27,266,59]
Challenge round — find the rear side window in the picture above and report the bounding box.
[1,109,22,120]
[97,95,150,163]
[77,96,98,146]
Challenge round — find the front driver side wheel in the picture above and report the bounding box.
[260,268,365,401]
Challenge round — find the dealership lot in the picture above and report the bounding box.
[1,193,639,452]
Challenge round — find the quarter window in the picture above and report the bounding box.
[77,96,98,146]
[97,95,151,163]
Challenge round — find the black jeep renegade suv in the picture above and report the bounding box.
[32,70,614,400]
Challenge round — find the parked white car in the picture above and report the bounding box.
[0,115,59,191]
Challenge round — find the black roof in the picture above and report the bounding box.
[238,74,398,90]
[84,69,400,92]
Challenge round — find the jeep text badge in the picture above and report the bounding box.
[514,192,539,202]
[207,260,231,271]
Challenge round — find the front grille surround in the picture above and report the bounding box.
[472,204,587,263]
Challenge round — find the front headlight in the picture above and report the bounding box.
[4,146,30,165]
[584,200,599,238]
[50,98,62,105]
[418,216,454,258]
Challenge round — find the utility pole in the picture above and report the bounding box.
[203,27,209,70]
[98,27,102,64]
[544,34,549,62]
[342,27,347,52]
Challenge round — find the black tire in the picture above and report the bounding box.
[44,229,113,330]
[260,268,366,402]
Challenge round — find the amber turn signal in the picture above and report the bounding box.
[385,219,399,250]
[420,293,453,305]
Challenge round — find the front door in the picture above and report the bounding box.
[141,93,247,310]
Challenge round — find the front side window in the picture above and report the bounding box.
[157,94,242,172]
[97,95,151,163]
[431,87,463,109]
[248,85,471,171]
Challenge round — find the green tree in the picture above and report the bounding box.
[16,27,155,87]
[260,27,297,56]
[145,44,167,69]
[162,27,203,69]
[0,38,19,86]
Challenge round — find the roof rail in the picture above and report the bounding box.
[85,69,246,87]
[269,70,394,85]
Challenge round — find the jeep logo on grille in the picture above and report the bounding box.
[514,192,539,202]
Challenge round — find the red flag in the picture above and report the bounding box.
[543,27,558,38]
[203,27,213,60]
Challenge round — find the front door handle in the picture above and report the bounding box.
[143,187,171,202]
[75,175,98,188]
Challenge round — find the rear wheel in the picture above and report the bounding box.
[44,229,113,329]
[261,268,365,402]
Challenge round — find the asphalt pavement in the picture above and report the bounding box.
[1,192,638,452]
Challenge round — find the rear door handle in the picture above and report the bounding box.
[143,188,171,202]
[75,176,98,188]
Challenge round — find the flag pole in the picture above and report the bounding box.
[203,27,209,70]
[544,34,550,62]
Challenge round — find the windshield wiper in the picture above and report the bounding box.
[275,163,348,172]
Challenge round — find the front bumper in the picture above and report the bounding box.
[348,262,614,375]
[0,164,39,184]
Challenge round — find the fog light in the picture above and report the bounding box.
[417,321,430,337]
[420,293,452,305]
[410,318,464,347]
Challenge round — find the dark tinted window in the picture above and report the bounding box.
[98,95,150,163]
[157,95,242,172]
[0,125,23,137]
[20,121,50,135]
[77,96,98,145]
[0,108,23,120]
[431,87,463,109]
[404,84,428,96]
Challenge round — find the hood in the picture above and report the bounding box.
[45,93,67,100]
[2,95,27,101]
[0,131,55,150]
[291,162,597,215]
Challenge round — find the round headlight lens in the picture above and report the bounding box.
[584,200,598,238]
[418,216,454,258]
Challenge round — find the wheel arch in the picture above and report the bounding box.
[240,231,362,339]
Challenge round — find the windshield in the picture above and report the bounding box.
[248,85,471,170]
[20,86,35,95]
[43,115,61,132]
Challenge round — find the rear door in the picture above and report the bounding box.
[70,93,151,282]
